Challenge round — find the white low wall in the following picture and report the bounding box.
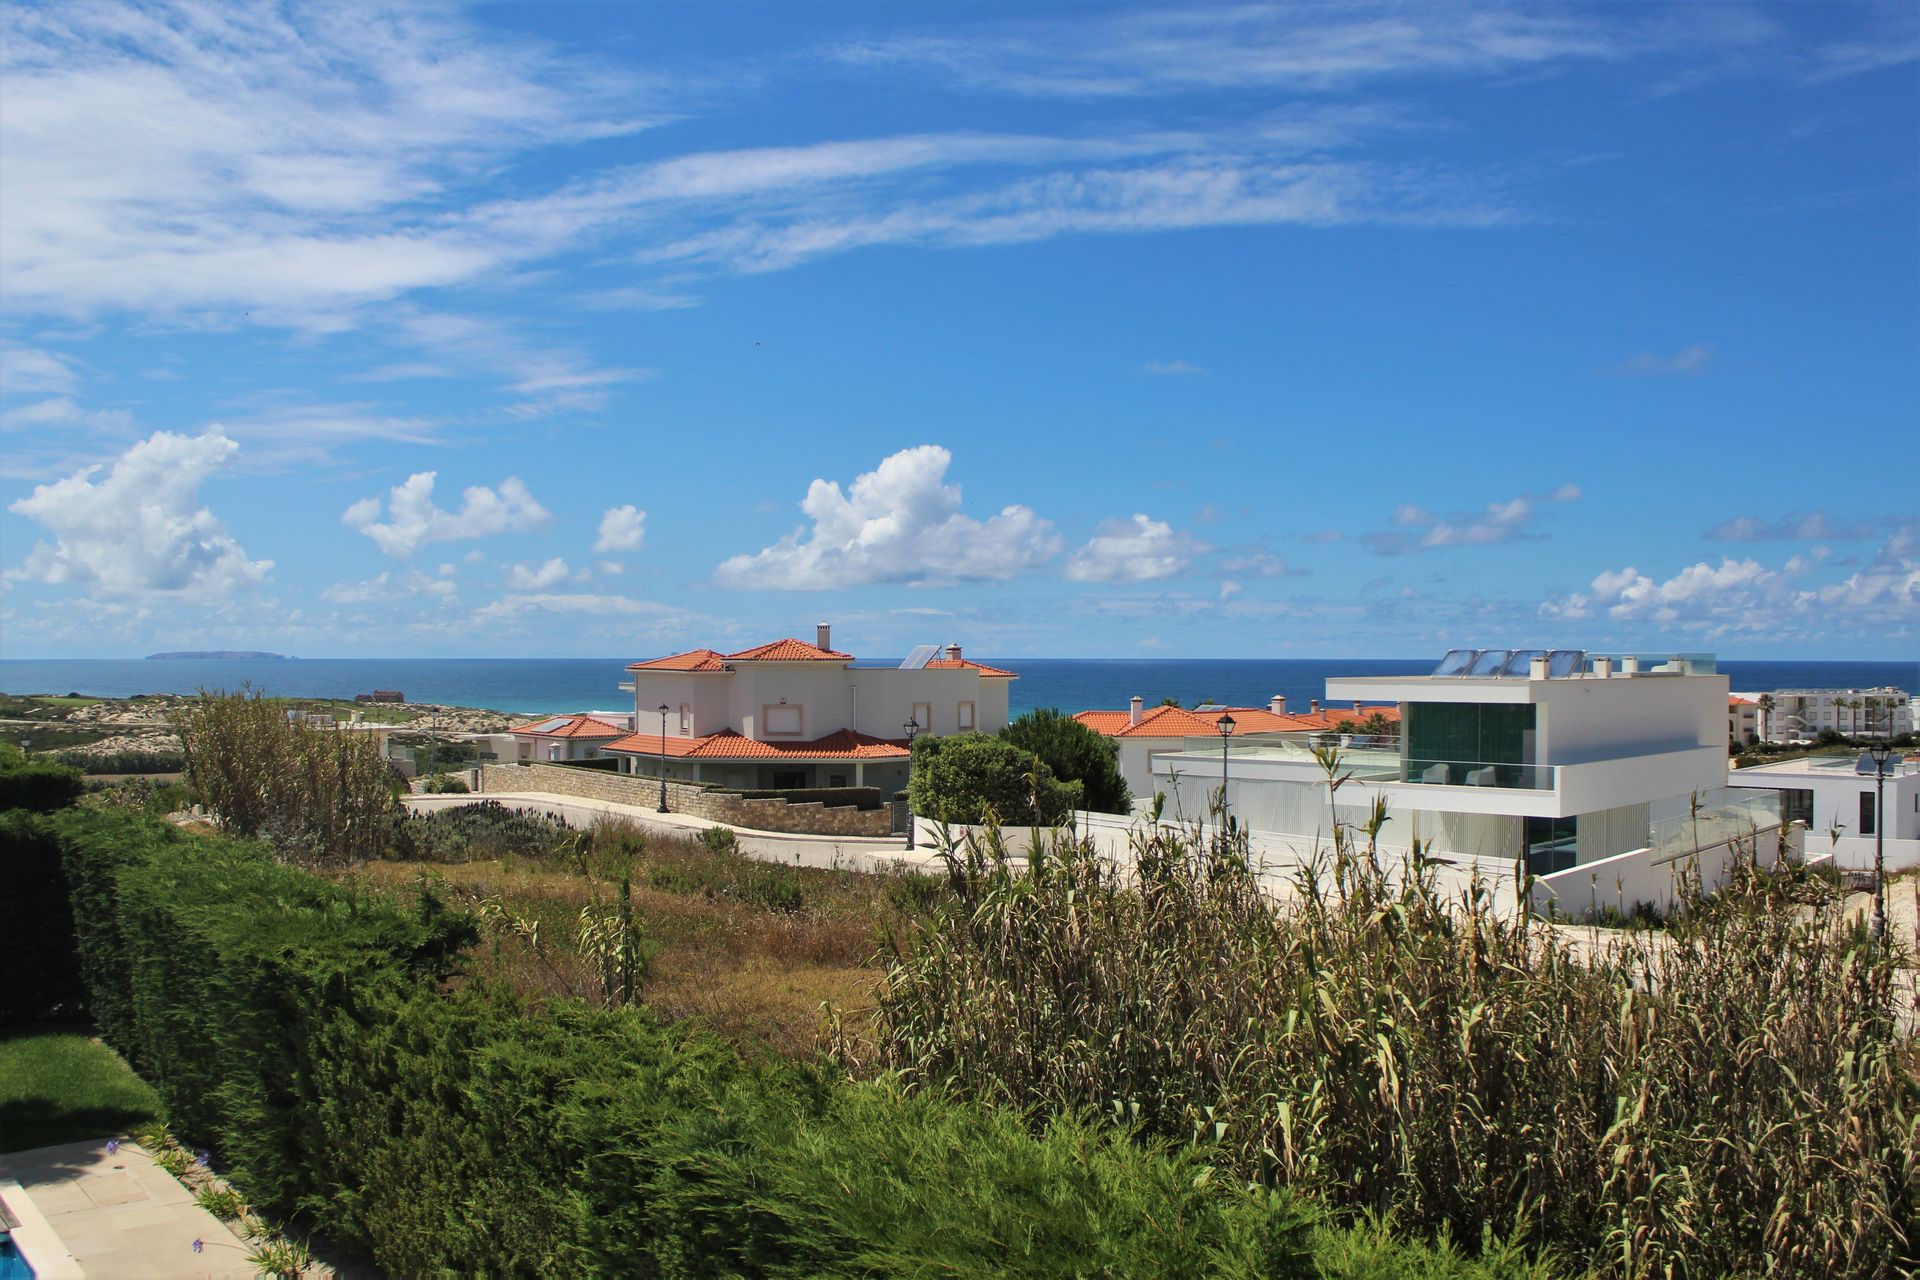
[1530,823,1795,919]
[1812,833,1920,874]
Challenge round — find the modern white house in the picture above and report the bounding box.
[1728,751,1920,873]
[602,624,1015,793]
[1763,686,1912,741]
[1148,650,1784,916]
[506,712,632,763]
[1728,695,1761,748]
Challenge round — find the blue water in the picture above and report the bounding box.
[0,656,1914,717]
[0,1236,35,1280]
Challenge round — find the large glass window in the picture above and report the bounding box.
[1525,815,1578,875]
[1406,702,1535,770]
[1860,791,1876,836]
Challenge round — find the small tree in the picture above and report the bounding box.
[1000,709,1132,814]
[909,734,1079,826]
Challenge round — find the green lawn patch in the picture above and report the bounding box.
[0,1027,162,1153]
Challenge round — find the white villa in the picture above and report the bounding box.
[1729,750,1920,873]
[602,624,1015,794]
[1147,650,1785,915]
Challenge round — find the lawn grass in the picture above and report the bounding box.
[0,1027,163,1154]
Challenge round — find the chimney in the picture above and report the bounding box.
[1621,655,1640,675]
[1353,701,1363,713]
[1310,698,1320,715]
[946,642,962,662]
[816,622,832,651]
[1269,694,1287,715]
[1594,657,1613,679]
[1129,695,1144,726]
[1529,655,1550,681]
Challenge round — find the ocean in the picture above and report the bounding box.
[2,655,1915,718]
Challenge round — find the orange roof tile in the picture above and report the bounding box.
[509,714,628,739]
[1073,705,1322,739]
[1729,695,1755,706]
[725,637,853,662]
[1286,705,1403,730]
[627,648,730,672]
[603,727,909,761]
[925,658,1019,678]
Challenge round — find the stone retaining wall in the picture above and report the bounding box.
[479,762,892,837]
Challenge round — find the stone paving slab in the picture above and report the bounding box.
[0,1139,255,1278]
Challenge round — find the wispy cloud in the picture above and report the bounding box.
[1705,510,1884,542]
[1606,343,1715,377]
[1142,359,1205,376]
[1363,484,1581,556]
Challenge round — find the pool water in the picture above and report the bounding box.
[0,1235,34,1279]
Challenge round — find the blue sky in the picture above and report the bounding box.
[1,1,1914,661]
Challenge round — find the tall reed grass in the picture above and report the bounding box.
[856,817,1917,1279]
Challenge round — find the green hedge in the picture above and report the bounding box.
[0,758,85,812]
[0,812,87,1025]
[908,734,1080,825]
[719,785,886,811]
[39,807,1314,1275]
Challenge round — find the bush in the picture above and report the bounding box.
[0,757,85,812]
[37,807,1313,1276]
[0,812,87,1025]
[720,786,885,811]
[864,822,1917,1279]
[424,774,470,794]
[1001,709,1132,814]
[51,748,187,775]
[907,734,1080,826]
[390,801,572,863]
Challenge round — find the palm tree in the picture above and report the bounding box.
[1756,693,1775,743]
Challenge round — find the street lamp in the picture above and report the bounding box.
[1215,713,1236,824]
[1868,737,1892,940]
[902,717,921,850]
[657,703,670,813]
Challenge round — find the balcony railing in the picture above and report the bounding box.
[1176,736,1554,790]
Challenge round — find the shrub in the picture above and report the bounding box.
[0,757,85,812]
[424,774,470,794]
[389,801,572,863]
[39,806,1315,1276]
[907,734,1080,826]
[0,812,87,1025]
[176,686,398,865]
[1000,709,1132,813]
[700,825,740,855]
[51,748,187,775]
[863,821,1917,1279]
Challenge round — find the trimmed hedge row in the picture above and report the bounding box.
[0,757,85,812]
[0,810,87,1025]
[31,807,1316,1276]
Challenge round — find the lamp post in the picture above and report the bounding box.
[902,717,921,850]
[657,703,670,813]
[1215,713,1236,825]
[1868,737,1891,940]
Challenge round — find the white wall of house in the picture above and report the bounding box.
[1728,760,1920,844]
[627,660,1009,743]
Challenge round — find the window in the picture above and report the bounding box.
[678,704,691,734]
[911,702,932,733]
[763,705,803,736]
[828,773,847,788]
[1860,791,1876,837]
[957,700,976,731]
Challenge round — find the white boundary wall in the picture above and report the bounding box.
[1811,833,1920,874]
[1530,821,1797,919]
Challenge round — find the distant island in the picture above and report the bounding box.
[145,651,290,660]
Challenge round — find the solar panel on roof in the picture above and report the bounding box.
[1498,649,1548,676]
[1547,649,1586,678]
[1433,649,1482,676]
[1468,649,1512,676]
[899,644,939,670]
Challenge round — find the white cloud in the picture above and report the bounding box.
[503,557,574,590]
[1218,549,1302,578]
[0,396,134,434]
[1364,485,1580,555]
[593,504,646,553]
[0,345,79,396]
[715,445,1059,589]
[471,592,673,622]
[322,570,456,605]
[343,472,549,557]
[5,430,270,596]
[1143,359,1205,376]
[1607,343,1716,377]
[1064,514,1207,583]
[1705,510,1881,542]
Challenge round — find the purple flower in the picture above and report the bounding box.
[192,1238,204,1254]
[106,1139,120,1154]
[195,1150,210,1168]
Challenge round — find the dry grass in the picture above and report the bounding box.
[335,831,933,1062]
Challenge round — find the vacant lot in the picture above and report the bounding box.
[338,825,941,1061]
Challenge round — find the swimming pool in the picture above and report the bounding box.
[0,1234,36,1279]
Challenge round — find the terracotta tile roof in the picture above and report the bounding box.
[725,637,854,662]
[1285,705,1403,731]
[924,658,1019,678]
[603,727,909,761]
[509,714,628,739]
[1729,695,1755,706]
[1073,706,1320,739]
[626,648,730,673]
